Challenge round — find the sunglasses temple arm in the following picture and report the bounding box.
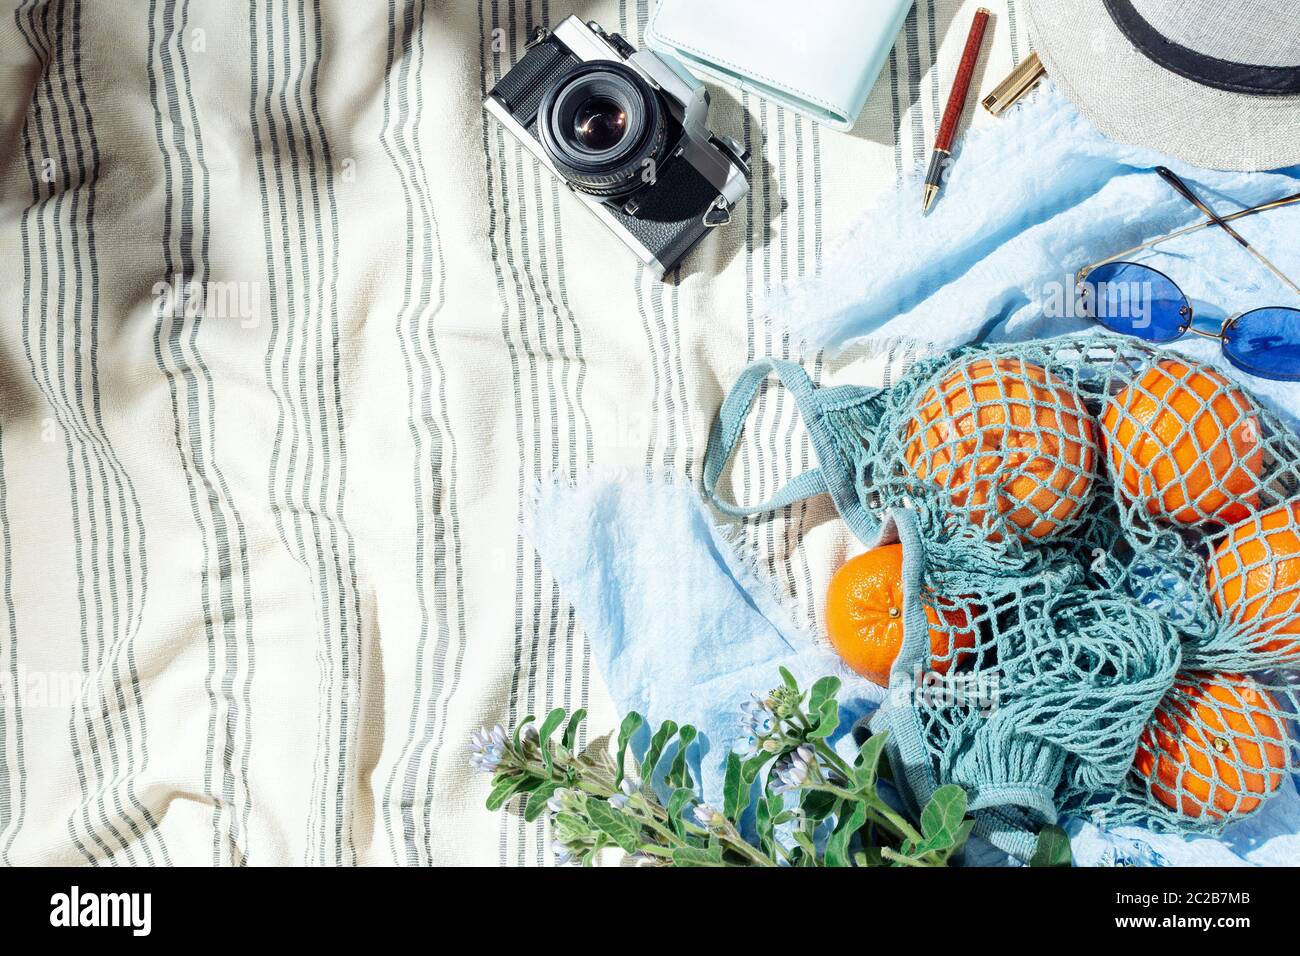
[1077,194,1300,280]
[1155,166,1300,298]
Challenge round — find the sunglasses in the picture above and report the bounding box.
[1076,167,1300,382]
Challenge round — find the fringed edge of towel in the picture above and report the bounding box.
[759,83,1072,357]
[522,467,833,661]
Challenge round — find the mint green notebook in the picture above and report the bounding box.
[645,0,914,131]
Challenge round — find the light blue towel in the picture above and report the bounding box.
[1066,776,1300,867]
[526,477,884,802]
[768,83,1300,426]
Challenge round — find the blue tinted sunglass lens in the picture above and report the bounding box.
[1223,308,1300,382]
[1080,262,1188,342]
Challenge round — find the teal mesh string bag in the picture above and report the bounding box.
[704,334,1300,860]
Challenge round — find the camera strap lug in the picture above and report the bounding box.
[524,26,550,50]
[702,195,732,228]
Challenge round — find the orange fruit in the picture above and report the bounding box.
[1101,359,1261,525]
[824,544,977,687]
[1133,673,1287,819]
[903,357,1097,542]
[1207,501,1300,659]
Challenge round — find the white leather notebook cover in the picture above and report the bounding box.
[645,0,914,131]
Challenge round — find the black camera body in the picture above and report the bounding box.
[485,17,751,277]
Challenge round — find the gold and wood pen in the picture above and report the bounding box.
[923,7,991,213]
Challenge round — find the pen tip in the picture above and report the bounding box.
[922,185,938,214]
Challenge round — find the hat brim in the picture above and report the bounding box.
[1026,0,1300,172]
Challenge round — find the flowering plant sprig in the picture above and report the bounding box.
[471,667,1072,867]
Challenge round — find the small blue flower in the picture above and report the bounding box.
[737,697,782,756]
[548,787,585,817]
[467,724,508,773]
[693,803,724,829]
[770,745,815,794]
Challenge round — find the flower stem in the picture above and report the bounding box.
[636,813,688,850]
[812,740,856,780]
[718,824,777,867]
[806,781,926,846]
[871,801,926,846]
[635,845,674,860]
[881,847,940,867]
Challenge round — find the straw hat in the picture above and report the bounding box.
[1025,0,1300,171]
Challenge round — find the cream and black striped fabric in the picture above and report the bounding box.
[0,0,1022,865]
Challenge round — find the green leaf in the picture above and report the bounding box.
[537,707,566,745]
[920,784,968,849]
[586,799,640,854]
[778,666,798,693]
[642,719,678,785]
[512,714,535,751]
[1029,824,1073,868]
[808,676,841,716]
[614,712,644,784]
[808,698,839,739]
[552,810,589,845]
[877,753,895,784]
[852,731,890,791]
[671,844,724,867]
[911,820,973,858]
[667,725,697,789]
[485,774,534,812]
[825,801,868,867]
[561,708,587,752]
[722,751,751,822]
[755,792,776,853]
[667,788,695,839]
[523,781,559,822]
[537,708,567,773]
[945,818,977,860]
[800,788,837,821]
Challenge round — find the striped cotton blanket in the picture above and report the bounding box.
[0,0,1021,865]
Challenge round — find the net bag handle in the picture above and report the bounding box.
[703,358,880,543]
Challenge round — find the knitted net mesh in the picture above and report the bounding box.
[857,335,1300,835]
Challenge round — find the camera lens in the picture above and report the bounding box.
[537,61,666,198]
[573,97,627,151]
